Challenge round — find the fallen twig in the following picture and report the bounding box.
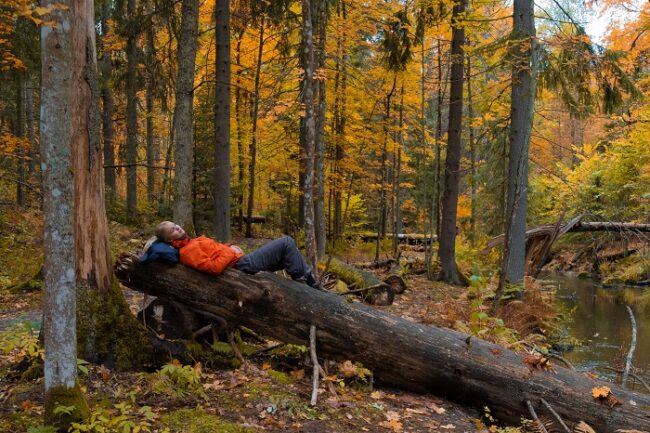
[545,352,576,371]
[310,325,320,406]
[227,330,247,367]
[540,398,571,433]
[526,400,548,433]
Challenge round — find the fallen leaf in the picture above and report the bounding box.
[441,424,456,430]
[290,369,305,379]
[262,363,271,370]
[592,385,611,400]
[379,419,403,432]
[371,391,384,400]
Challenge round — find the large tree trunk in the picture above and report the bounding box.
[114,260,650,432]
[125,0,138,221]
[503,0,536,285]
[438,0,467,286]
[214,0,231,242]
[40,0,87,424]
[70,0,153,372]
[172,0,199,233]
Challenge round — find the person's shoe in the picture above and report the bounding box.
[295,271,326,291]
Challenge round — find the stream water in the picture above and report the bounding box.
[545,272,650,388]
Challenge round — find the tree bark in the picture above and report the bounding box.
[41,0,97,425]
[172,0,199,233]
[114,260,650,432]
[40,0,80,420]
[438,0,468,286]
[301,0,318,269]
[314,0,328,259]
[503,0,536,285]
[69,0,153,372]
[214,0,231,242]
[125,0,139,221]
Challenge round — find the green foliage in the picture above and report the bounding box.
[65,401,159,433]
[152,361,207,400]
[0,322,43,367]
[467,277,518,343]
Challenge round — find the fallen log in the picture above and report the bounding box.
[114,258,650,431]
[324,256,394,305]
[484,217,650,276]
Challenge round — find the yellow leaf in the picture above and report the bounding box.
[592,385,611,399]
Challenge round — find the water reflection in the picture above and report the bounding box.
[544,272,650,389]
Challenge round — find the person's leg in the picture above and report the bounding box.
[234,236,314,282]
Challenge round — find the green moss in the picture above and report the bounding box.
[0,411,43,432]
[44,381,90,429]
[267,369,293,385]
[76,280,153,371]
[160,408,256,433]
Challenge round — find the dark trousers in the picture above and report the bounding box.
[234,236,312,281]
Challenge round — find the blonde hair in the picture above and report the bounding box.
[142,221,175,256]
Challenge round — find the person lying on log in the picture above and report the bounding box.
[140,221,323,290]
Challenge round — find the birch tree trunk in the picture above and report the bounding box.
[172,0,199,233]
[41,0,87,425]
[214,0,231,242]
[301,0,318,269]
[438,0,468,286]
[125,0,139,221]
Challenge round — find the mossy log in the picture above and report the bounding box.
[323,256,394,305]
[114,258,650,432]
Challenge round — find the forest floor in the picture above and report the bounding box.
[0,214,558,432]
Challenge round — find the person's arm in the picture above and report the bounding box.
[190,239,237,275]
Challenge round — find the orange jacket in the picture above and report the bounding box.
[171,236,244,275]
